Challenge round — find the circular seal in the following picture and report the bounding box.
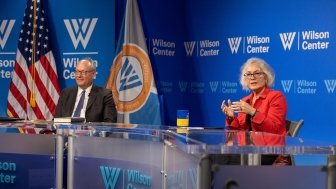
[110,44,153,113]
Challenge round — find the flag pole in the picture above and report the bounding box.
[30,0,37,108]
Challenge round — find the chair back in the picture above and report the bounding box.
[286,119,304,137]
[273,119,304,166]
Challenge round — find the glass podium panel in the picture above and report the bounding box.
[172,128,336,155]
[62,123,208,189]
[0,131,56,189]
[68,124,165,189]
[161,130,207,189]
[168,128,335,189]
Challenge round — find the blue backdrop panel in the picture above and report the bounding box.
[47,0,116,88]
[0,0,116,112]
[1,0,336,143]
[136,0,336,143]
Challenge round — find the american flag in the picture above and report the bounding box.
[7,0,60,120]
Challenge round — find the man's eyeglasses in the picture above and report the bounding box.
[75,70,94,76]
[243,72,264,79]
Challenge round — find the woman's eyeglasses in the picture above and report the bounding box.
[243,72,264,79]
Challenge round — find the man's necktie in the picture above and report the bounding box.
[73,90,85,117]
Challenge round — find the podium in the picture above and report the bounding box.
[0,122,56,189]
[60,124,204,189]
[184,128,335,189]
[0,121,335,189]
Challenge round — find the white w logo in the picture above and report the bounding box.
[324,80,336,93]
[281,80,293,93]
[179,82,188,92]
[184,41,196,56]
[64,18,98,49]
[119,57,142,92]
[227,37,242,54]
[100,166,121,189]
[188,168,197,189]
[0,19,15,49]
[279,32,296,50]
[209,81,219,92]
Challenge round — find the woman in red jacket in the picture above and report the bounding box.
[221,57,288,165]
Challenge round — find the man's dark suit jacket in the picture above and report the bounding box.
[54,85,117,122]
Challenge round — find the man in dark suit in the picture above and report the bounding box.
[54,58,117,122]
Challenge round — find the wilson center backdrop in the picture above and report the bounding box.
[1,0,336,144]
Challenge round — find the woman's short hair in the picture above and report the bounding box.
[239,57,275,90]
